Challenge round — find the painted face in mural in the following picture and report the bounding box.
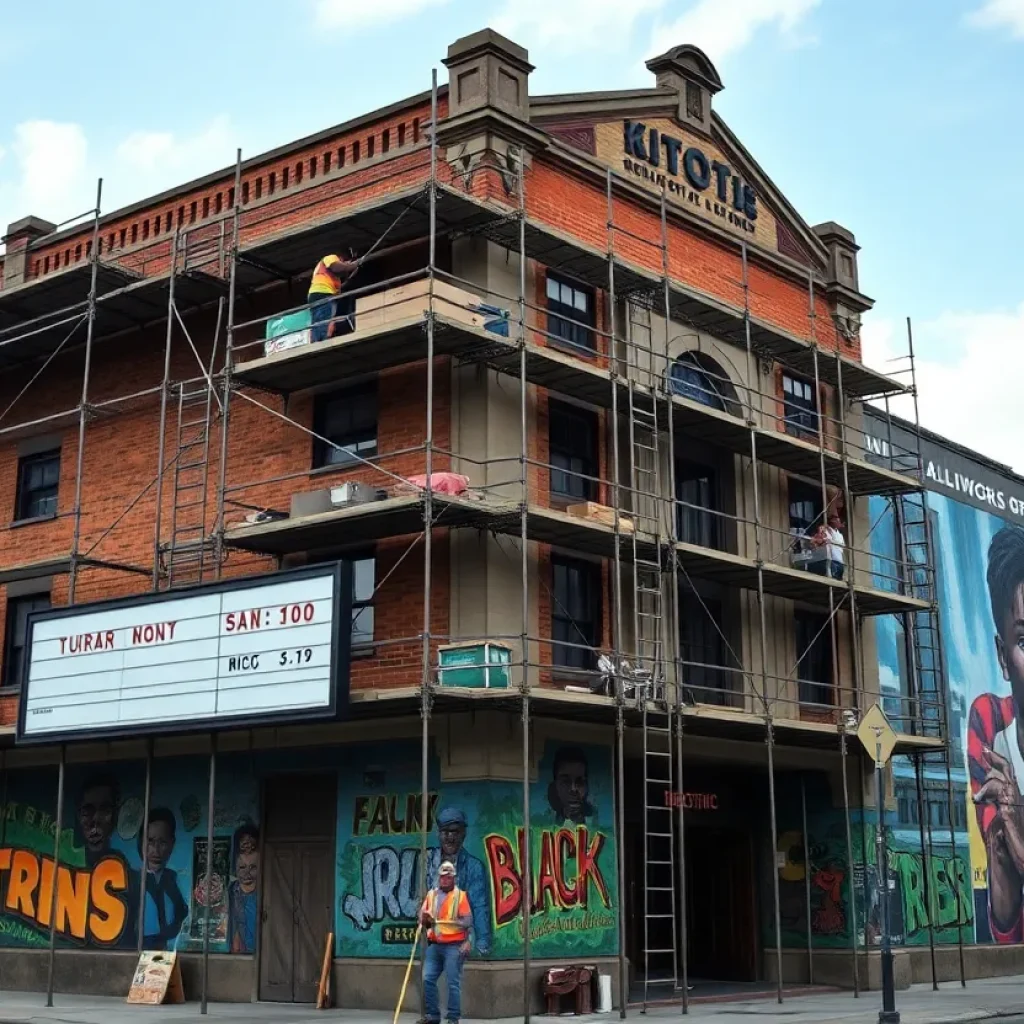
[146,818,176,872]
[549,748,592,824]
[995,583,1024,707]
[236,849,259,894]
[77,780,117,855]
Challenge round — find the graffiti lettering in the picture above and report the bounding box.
[351,793,439,837]
[341,846,421,929]
[485,827,611,927]
[890,851,972,937]
[0,847,128,945]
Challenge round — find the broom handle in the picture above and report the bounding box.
[393,921,424,1024]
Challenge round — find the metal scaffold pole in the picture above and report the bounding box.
[152,231,179,588]
[606,169,629,1021]
[136,739,153,953]
[912,753,938,988]
[741,242,784,1002]
[67,179,103,605]
[201,737,216,1015]
[45,746,65,1008]
[516,142,533,1024]
[419,71,440,1015]
[214,149,243,578]
[838,724,860,995]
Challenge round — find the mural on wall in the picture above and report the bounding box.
[868,489,1024,946]
[0,759,258,952]
[336,740,618,960]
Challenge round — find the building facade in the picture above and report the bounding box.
[0,27,969,1017]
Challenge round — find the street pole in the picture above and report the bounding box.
[875,738,899,1024]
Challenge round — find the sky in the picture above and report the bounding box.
[1,0,1022,469]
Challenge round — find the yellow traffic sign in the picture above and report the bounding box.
[856,703,898,766]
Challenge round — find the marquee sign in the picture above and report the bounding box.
[17,563,351,743]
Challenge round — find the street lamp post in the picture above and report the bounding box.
[875,738,900,1024]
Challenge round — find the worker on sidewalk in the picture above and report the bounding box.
[308,253,358,342]
[419,860,473,1024]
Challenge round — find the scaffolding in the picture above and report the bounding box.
[0,67,965,1017]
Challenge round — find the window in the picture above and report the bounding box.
[552,556,602,674]
[549,400,598,502]
[15,449,60,521]
[895,781,967,831]
[788,479,822,536]
[783,373,817,437]
[795,609,833,707]
[351,556,375,648]
[678,589,733,705]
[3,595,50,689]
[312,384,377,468]
[676,462,720,549]
[670,354,727,410]
[545,273,595,352]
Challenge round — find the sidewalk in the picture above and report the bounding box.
[0,979,1023,1024]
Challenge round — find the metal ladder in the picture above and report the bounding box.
[165,381,215,588]
[626,299,679,1005]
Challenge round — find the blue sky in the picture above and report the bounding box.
[1,0,1022,466]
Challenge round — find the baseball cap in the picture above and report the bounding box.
[439,861,457,877]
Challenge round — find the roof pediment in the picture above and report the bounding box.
[531,97,828,271]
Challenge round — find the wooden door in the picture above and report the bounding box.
[258,774,337,1003]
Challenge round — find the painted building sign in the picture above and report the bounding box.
[335,740,618,959]
[0,760,259,952]
[592,119,776,246]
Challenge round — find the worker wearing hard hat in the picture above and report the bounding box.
[419,860,473,1024]
[308,253,357,342]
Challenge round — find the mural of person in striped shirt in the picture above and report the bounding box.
[969,525,1024,941]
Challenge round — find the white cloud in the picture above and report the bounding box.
[967,0,1024,37]
[493,0,664,53]
[314,0,449,30]
[651,0,822,64]
[0,117,234,245]
[861,303,1024,473]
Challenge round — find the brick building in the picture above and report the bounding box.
[0,28,966,1017]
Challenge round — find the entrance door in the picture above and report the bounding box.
[259,775,337,1003]
[685,827,757,982]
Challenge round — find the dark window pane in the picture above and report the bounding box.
[549,400,598,501]
[552,556,601,672]
[545,273,595,352]
[676,463,720,549]
[3,595,51,688]
[313,385,378,468]
[670,358,726,410]
[16,450,60,521]
[796,610,833,706]
[783,374,818,437]
[351,556,375,647]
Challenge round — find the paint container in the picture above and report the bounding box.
[598,973,612,1013]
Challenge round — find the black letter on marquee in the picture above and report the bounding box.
[682,147,710,190]
[623,121,648,161]
[663,135,682,176]
[711,161,731,202]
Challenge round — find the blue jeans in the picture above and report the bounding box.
[423,941,464,1022]
[308,292,355,342]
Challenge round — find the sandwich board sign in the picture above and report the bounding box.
[127,950,185,1005]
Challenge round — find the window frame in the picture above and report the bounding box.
[349,552,376,654]
[14,448,61,523]
[2,594,51,690]
[675,460,720,550]
[669,355,727,411]
[551,554,602,675]
[548,399,599,503]
[782,373,818,438]
[545,272,596,354]
[311,382,378,470]
[794,608,834,707]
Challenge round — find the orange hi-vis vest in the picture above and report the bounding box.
[423,886,470,944]
[309,255,345,296]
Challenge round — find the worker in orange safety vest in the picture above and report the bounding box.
[418,860,473,1024]
[308,253,358,342]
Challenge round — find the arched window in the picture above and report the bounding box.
[669,353,727,410]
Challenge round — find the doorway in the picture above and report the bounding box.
[259,774,337,1003]
[685,827,757,982]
